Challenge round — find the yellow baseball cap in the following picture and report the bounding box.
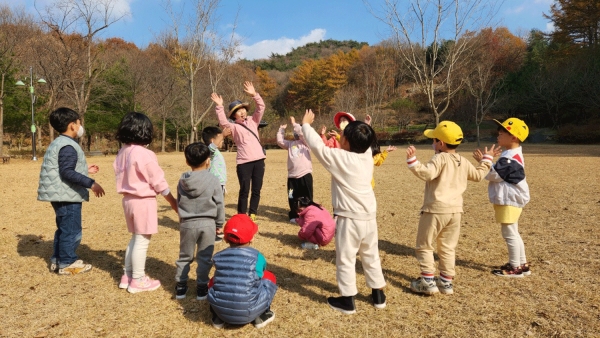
[493,118,529,142]
[423,121,463,145]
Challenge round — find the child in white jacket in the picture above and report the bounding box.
[474,118,531,278]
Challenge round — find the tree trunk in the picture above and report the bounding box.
[189,75,195,143]
[37,125,42,152]
[161,116,166,152]
[49,122,54,141]
[175,128,179,152]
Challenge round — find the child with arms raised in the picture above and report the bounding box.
[38,107,105,275]
[175,142,225,300]
[474,118,531,277]
[405,121,496,295]
[114,112,177,293]
[301,109,386,314]
[276,116,313,223]
[320,111,356,148]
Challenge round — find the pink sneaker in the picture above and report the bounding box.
[119,274,132,289]
[127,276,161,294]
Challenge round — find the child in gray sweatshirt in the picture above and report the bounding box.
[175,142,225,300]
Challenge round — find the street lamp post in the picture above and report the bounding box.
[16,66,46,161]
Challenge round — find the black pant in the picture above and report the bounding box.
[236,159,265,215]
[287,173,313,220]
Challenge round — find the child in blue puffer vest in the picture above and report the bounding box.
[207,214,277,329]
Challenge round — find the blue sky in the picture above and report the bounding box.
[8,0,555,60]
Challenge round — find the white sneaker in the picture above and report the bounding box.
[58,260,92,275]
[435,277,454,295]
[410,276,439,295]
[289,218,297,224]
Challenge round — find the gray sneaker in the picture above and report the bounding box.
[410,277,439,295]
[58,260,92,275]
[435,277,454,295]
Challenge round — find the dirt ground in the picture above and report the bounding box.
[1,144,599,337]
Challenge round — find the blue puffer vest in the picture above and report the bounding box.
[207,247,277,324]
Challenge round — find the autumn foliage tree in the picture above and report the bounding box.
[545,0,600,48]
[287,50,358,114]
[466,27,526,145]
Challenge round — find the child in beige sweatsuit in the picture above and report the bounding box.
[406,121,497,295]
[302,109,386,314]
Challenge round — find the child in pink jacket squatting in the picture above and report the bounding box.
[211,81,265,223]
[114,112,178,293]
[276,116,313,223]
[295,196,336,249]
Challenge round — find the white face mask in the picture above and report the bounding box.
[339,121,349,130]
[77,125,85,138]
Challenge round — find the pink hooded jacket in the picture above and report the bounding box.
[297,205,336,246]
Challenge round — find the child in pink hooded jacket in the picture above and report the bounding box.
[295,197,336,248]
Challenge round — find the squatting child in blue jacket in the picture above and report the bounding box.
[207,214,277,329]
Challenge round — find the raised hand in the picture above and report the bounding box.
[222,127,232,137]
[320,125,327,135]
[290,116,296,125]
[484,144,500,157]
[328,130,339,138]
[211,93,223,106]
[365,114,372,126]
[302,109,315,125]
[406,145,416,159]
[88,164,99,174]
[280,124,287,129]
[387,145,397,153]
[243,81,256,96]
[472,149,483,162]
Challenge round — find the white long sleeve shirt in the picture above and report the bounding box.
[302,123,376,220]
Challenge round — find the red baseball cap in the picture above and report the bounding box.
[224,214,258,244]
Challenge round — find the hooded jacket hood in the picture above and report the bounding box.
[179,170,214,198]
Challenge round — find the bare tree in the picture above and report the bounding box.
[35,0,128,137]
[465,28,526,145]
[163,0,240,143]
[368,0,501,125]
[138,44,186,152]
[356,45,397,128]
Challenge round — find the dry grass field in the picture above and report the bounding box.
[1,144,599,337]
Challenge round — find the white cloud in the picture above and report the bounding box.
[112,0,134,20]
[545,22,555,32]
[239,28,327,60]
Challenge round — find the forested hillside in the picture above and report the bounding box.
[2,0,599,158]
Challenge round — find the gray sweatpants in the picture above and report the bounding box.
[175,219,217,285]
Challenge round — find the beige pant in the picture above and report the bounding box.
[415,212,462,277]
[335,217,386,296]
